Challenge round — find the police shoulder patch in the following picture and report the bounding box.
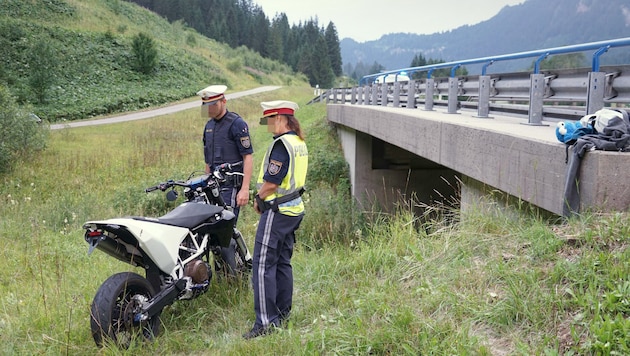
[240,136,251,149]
[267,159,282,175]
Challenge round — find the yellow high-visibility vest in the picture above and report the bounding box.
[257,134,308,216]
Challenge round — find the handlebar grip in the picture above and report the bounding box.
[146,181,173,192]
[217,161,243,172]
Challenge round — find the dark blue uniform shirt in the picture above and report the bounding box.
[203,110,253,170]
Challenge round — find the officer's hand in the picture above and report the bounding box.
[236,189,249,207]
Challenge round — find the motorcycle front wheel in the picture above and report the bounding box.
[90,272,161,348]
[218,239,239,278]
[218,234,252,278]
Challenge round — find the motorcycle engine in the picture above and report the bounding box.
[184,259,210,283]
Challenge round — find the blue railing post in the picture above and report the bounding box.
[592,45,610,72]
[586,46,611,114]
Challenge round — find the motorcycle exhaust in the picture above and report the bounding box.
[85,230,145,267]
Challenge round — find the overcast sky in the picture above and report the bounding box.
[253,0,526,42]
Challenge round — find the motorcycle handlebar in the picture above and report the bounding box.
[145,162,242,193]
[145,180,182,193]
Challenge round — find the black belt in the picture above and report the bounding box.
[256,187,305,212]
[223,173,243,188]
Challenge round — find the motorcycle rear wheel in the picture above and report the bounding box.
[90,272,161,348]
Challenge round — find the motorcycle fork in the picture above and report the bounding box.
[233,229,252,264]
[210,245,224,269]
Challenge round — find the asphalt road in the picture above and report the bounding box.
[49,86,281,130]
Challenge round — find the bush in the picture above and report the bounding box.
[0,85,49,173]
[131,32,158,75]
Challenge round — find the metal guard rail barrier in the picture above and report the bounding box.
[324,37,630,124]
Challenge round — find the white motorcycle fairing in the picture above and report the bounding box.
[85,217,188,274]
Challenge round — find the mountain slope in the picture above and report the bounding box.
[342,0,630,73]
[0,0,302,122]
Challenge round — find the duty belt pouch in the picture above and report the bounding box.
[232,173,243,188]
[256,188,305,213]
[255,194,276,212]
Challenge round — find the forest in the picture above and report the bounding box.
[128,0,343,88]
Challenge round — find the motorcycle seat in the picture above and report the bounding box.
[133,203,224,229]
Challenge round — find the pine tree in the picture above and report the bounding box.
[325,22,342,77]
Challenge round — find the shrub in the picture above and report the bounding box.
[131,32,158,75]
[226,58,242,73]
[186,32,197,47]
[0,85,49,173]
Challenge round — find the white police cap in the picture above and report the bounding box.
[197,85,227,105]
[260,100,299,117]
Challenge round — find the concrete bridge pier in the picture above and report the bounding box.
[335,125,515,218]
[335,125,460,215]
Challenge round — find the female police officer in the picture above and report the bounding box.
[243,100,308,339]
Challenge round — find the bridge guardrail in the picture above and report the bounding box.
[319,38,630,123]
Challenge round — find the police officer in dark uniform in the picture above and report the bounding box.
[198,85,253,273]
[243,100,308,339]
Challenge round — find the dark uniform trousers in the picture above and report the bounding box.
[220,185,240,220]
[252,209,303,328]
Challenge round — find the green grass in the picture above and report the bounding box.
[1,86,630,355]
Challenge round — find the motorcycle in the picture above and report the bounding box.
[83,162,252,347]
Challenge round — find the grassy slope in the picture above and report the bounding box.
[0,0,306,122]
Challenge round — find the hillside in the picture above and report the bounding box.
[342,0,630,74]
[0,0,306,122]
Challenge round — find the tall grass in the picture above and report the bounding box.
[1,86,629,355]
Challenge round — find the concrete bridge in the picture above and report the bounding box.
[324,39,630,217]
